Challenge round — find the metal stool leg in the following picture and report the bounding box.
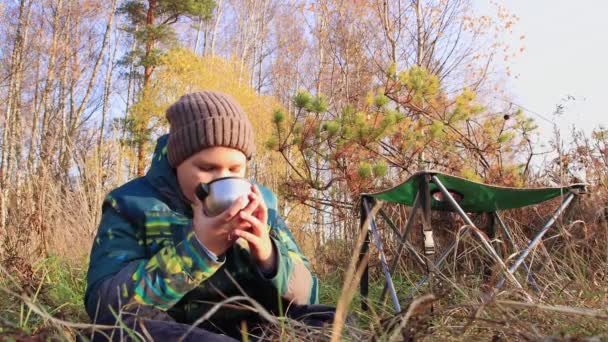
[496,193,576,288]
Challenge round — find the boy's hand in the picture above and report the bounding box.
[232,185,276,273]
[192,191,255,256]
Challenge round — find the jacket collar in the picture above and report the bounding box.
[145,134,192,215]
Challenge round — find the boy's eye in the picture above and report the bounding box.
[229,167,241,173]
[198,165,213,172]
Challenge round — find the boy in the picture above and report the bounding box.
[85,91,333,341]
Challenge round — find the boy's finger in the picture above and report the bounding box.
[253,202,268,224]
[221,195,248,222]
[239,211,264,236]
[235,220,253,230]
[232,229,259,246]
[249,186,268,222]
[252,184,263,196]
[252,186,267,210]
[241,192,259,216]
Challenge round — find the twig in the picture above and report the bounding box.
[179,295,278,342]
[496,300,608,320]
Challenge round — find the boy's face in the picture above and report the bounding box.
[176,146,247,203]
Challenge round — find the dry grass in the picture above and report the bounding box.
[1,193,607,341]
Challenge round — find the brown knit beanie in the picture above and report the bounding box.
[166,91,255,167]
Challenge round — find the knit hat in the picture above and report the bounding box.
[166,91,255,167]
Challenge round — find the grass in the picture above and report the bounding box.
[1,193,607,340]
[1,249,607,340]
[0,255,88,339]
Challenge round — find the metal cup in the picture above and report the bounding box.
[195,177,252,217]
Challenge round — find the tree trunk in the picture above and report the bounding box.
[144,0,156,87]
[255,0,269,93]
[38,0,64,173]
[378,0,397,67]
[27,40,43,175]
[96,6,119,222]
[120,28,139,182]
[414,0,427,168]
[62,0,117,178]
[98,21,118,157]
[58,1,72,180]
[315,5,327,95]
[209,0,224,56]
[137,0,157,176]
[202,17,211,56]
[415,0,424,66]
[0,0,33,238]
[193,17,203,53]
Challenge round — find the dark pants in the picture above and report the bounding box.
[82,304,335,341]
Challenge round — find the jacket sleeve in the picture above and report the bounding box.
[262,210,319,305]
[84,199,224,322]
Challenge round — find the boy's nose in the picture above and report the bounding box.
[213,169,232,180]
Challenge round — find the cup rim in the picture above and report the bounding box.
[206,176,250,186]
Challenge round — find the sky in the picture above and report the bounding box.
[476,0,608,145]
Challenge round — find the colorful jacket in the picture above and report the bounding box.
[84,135,318,325]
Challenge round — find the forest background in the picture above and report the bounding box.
[0,0,607,340]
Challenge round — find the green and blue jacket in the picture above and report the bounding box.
[84,135,318,324]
